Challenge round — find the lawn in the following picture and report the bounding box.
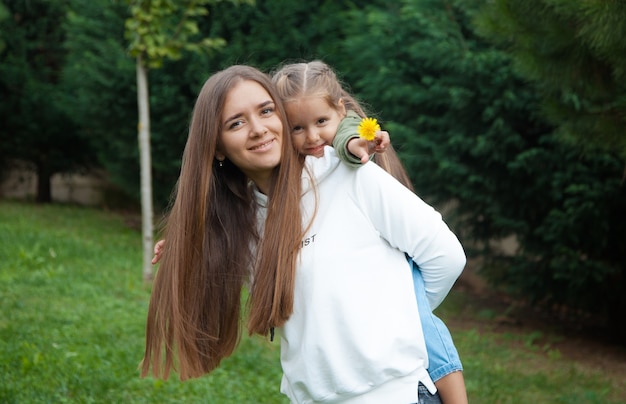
[0,201,623,403]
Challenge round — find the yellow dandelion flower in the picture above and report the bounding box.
[357,117,381,141]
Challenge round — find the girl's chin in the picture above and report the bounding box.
[303,146,326,158]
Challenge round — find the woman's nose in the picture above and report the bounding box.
[249,118,268,137]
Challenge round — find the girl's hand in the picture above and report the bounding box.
[347,130,391,163]
[151,239,165,264]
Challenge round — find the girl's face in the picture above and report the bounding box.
[284,96,346,157]
[217,80,283,191]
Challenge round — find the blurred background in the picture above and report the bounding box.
[1,0,625,401]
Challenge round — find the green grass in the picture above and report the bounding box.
[0,201,623,403]
[0,201,284,403]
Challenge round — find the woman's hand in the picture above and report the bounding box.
[151,239,165,264]
[347,130,390,164]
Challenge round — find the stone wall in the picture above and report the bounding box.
[1,166,111,206]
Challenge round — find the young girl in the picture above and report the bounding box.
[271,60,468,404]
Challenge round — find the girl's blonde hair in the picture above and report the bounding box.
[272,60,414,190]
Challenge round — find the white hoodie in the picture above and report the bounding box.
[255,148,465,403]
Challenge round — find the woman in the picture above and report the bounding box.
[141,65,305,380]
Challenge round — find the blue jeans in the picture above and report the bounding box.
[416,382,442,403]
[409,257,463,382]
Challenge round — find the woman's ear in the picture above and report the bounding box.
[215,150,226,162]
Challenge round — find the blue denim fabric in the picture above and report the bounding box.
[409,257,463,382]
[415,382,442,404]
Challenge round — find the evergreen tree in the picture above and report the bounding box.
[0,0,95,202]
[475,0,626,160]
[339,0,626,339]
[63,0,200,208]
[63,0,137,202]
[471,0,626,338]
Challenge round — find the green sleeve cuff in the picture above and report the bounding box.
[333,111,366,167]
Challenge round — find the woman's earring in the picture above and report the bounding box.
[218,160,224,167]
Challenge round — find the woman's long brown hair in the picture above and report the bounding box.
[141,65,305,380]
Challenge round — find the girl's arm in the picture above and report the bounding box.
[333,111,389,165]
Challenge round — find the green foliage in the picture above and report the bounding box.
[470,0,626,336]
[185,0,363,71]
[62,0,139,202]
[0,3,8,53]
[1,201,623,403]
[124,0,252,68]
[474,0,626,159]
[0,0,96,201]
[336,0,626,337]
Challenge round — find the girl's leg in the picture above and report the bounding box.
[410,257,468,404]
[433,371,467,404]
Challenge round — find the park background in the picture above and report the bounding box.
[1,0,625,402]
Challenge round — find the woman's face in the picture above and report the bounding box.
[217,80,283,190]
[284,97,346,157]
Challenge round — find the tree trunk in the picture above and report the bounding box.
[35,161,52,204]
[136,55,154,283]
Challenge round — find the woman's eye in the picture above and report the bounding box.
[229,120,243,130]
[261,107,275,115]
